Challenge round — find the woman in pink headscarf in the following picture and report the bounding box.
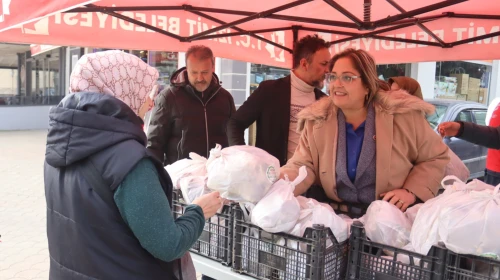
[44,50,222,280]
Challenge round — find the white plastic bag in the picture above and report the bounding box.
[438,185,500,258]
[206,144,280,203]
[364,200,412,249]
[179,176,210,204]
[287,196,349,244]
[251,167,306,233]
[405,203,423,225]
[410,176,495,255]
[444,149,470,183]
[165,152,207,189]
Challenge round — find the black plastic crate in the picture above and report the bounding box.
[172,190,233,266]
[232,205,349,280]
[330,202,367,219]
[347,221,447,280]
[444,251,500,280]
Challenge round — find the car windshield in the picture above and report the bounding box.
[426,104,448,129]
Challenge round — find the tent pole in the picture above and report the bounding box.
[450,13,500,20]
[451,31,500,47]
[191,27,294,40]
[323,0,363,27]
[373,0,467,26]
[186,0,313,41]
[385,0,447,47]
[363,0,372,23]
[299,26,358,37]
[67,5,358,29]
[82,4,183,41]
[292,26,299,45]
[66,5,182,13]
[188,10,292,53]
[378,13,447,27]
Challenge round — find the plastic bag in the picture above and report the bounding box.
[410,176,495,255]
[165,152,207,189]
[179,176,210,204]
[364,200,412,249]
[444,149,470,182]
[206,144,280,203]
[438,185,500,258]
[405,203,423,225]
[287,196,349,244]
[251,167,306,233]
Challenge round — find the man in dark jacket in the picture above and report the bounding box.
[227,35,330,167]
[147,45,236,165]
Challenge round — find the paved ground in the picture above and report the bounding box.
[0,130,202,280]
[0,130,49,280]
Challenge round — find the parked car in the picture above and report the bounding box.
[425,99,488,179]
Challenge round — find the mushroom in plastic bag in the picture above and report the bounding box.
[410,176,496,256]
[179,176,210,204]
[284,195,349,251]
[250,166,306,233]
[165,152,207,189]
[206,144,280,203]
[438,184,500,258]
[363,200,412,249]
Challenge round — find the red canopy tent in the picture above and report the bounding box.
[0,0,499,67]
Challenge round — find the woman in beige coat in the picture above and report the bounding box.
[281,49,449,211]
[389,76,470,182]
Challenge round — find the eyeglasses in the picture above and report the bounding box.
[326,73,360,84]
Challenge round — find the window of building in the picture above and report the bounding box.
[148,51,178,93]
[250,64,289,94]
[376,64,410,81]
[435,61,492,104]
[19,48,65,106]
[0,69,18,105]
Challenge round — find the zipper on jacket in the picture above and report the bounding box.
[192,87,222,156]
[203,107,209,156]
[177,130,185,161]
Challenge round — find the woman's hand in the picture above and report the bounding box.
[192,192,223,219]
[380,189,416,212]
[438,122,461,138]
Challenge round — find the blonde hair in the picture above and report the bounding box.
[329,48,388,106]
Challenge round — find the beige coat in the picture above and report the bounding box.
[281,89,450,202]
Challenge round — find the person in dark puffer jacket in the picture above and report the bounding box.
[146,45,236,165]
[44,50,222,280]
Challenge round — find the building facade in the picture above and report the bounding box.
[0,43,499,130]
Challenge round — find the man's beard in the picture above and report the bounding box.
[311,79,324,89]
[194,81,208,91]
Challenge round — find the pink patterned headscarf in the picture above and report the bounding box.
[69,50,159,115]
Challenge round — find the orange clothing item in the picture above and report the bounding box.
[486,104,500,172]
